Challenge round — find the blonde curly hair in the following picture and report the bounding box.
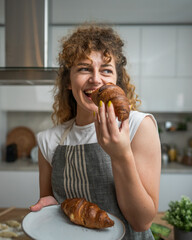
[52,23,140,125]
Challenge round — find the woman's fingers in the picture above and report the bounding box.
[106,101,119,137]
[30,196,58,212]
[96,101,110,142]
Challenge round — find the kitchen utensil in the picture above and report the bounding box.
[6,143,17,162]
[30,146,38,163]
[6,127,36,158]
[0,207,16,217]
[182,148,192,166]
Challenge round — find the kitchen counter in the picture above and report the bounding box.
[0,208,173,240]
[0,158,38,171]
[161,162,192,174]
[1,159,192,174]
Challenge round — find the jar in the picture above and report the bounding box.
[182,148,192,166]
[168,145,177,162]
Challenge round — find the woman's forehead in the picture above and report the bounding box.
[74,51,115,65]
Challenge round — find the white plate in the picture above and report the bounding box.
[22,205,125,240]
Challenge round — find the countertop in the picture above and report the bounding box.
[1,159,192,174]
[0,208,173,240]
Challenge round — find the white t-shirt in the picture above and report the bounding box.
[37,111,156,165]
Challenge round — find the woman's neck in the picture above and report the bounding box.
[75,111,95,126]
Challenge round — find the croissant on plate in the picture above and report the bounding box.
[91,82,130,121]
[61,198,114,229]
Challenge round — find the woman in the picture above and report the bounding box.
[31,23,161,239]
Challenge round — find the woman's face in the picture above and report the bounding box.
[70,51,117,119]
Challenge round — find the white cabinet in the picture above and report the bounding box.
[0,86,54,111]
[159,173,192,211]
[141,26,177,77]
[0,27,5,67]
[48,26,75,67]
[115,26,141,77]
[0,171,39,208]
[114,26,141,95]
[177,26,192,77]
[140,77,192,112]
[139,26,192,112]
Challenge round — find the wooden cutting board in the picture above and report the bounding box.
[6,127,36,158]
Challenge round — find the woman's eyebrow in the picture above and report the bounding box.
[101,63,114,67]
[77,63,90,66]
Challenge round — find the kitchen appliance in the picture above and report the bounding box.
[0,0,57,85]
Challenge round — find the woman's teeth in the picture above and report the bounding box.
[84,89,95,97]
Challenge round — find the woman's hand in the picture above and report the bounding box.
[30,196,58,212]
[94,100,131,160]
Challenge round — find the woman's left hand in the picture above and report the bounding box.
[94,100,130,160]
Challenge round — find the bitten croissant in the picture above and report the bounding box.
[61,198,114,229]
[91,82,130,121]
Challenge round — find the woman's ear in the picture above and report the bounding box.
[68,83,72,90]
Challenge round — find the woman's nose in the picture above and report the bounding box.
[88,70,102,84]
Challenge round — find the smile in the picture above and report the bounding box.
[84,89,96,98]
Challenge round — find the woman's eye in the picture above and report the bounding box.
[102,69,113,74]
[78,67,90,72]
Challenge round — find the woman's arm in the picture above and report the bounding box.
[95,101,161,231]
[30,149,58,211]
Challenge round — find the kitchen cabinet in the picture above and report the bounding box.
[158,173,192,211]
[48,26,74,67]
[114,26,141,94]
[177,26,192,77]
[140,77,192,112]
[0,171,39,208]
[141,26,177,77]
[139,26,192,112]
[0,86,54,111]
[114,26,141,77]
[0,27,5,67]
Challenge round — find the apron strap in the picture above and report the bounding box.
[59,119,75,145]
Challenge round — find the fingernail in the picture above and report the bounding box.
[108,100,112,107]
[99,100,103,108]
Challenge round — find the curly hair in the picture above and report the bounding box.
[52,23,141,125]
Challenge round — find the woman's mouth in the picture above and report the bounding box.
[84,89,96,99]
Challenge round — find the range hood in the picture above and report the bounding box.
[0,0,57,85]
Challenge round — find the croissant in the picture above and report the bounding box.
[61,198,114,229]
[91,82,130,121]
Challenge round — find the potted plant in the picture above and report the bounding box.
[162,196,192,240]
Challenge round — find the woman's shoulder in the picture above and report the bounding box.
[128,111,157,141]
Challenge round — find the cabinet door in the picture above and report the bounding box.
[177,26,192,77]
[0,27,5,67]
[159,173,192,211]
[113,26,141,95]
[1,86,54,111]
[141,26,176,77]
[114,26,141,77]
[48,26,75,67]
[0,171,39,208]
[140,77,192,112]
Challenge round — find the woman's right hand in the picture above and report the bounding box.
[30,196,58,212]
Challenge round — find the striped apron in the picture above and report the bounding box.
[51,122,154,240]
